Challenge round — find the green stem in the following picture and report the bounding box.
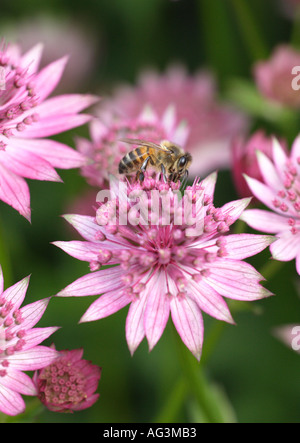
[154,378,187,423]
[229,0,268,61]
[171,326,227,423]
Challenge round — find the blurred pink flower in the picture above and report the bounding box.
[54,174,273,360]
[240,136,300,275]
[0,41,98,220]
[0,267,58,416]
[76,105,189,188]
[34,347,101,413]
[232,131,288,198]
[254,45,300,108]
[98,65,248,177]
[3,15,99,93]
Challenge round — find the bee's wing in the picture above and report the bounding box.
[119,138,173,153]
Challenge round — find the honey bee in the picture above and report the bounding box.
[118,138,192,183]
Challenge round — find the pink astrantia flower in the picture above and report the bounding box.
[0,267,58,416]
[99,65,248,177]
[34,347,101,412]
[253,45,300,108]
[0,41,98,220]
[76,105,189,188]
[232,130,288,198]
[54,174,273,360]
[240,136,300,275]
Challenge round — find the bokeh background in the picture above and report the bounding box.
[1,0,300,423]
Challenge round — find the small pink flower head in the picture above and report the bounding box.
[76,105,189,188]
[232,130,288,198]
[0,267,58,416]
[34,347,101,413]
[254,45,300,108]
[54,174,273,360]
[0,41,99,220]
[240,135,300,275]
[99,65,248,177]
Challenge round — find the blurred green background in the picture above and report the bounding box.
[1,0,300,423]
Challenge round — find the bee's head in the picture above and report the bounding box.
[169,153,192,182]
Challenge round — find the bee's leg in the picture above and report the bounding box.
[180,170,189,190]
[160,164,167,183]
[137,156,151,182]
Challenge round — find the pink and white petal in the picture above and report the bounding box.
[0,147,61,182]
[224,233,274,260]
[34,94,99,118]
[7,346,58,371]
[221,197,251,225]
[53,240,103,262]
[201,171,217,199]
[0,163,31,221]
[189,279,234,323]
[144,272,170,351]
[62,214,100,242]
[0,368,37,396]
[16,298,51,331]
[272,138,288,181]
[270,231,300,261]
[0,385,26,416]
[170,295,204,361]
[56,267,124,297]
[8,137,88,169]
[2,275,30,311]
[21,327,60,350]
[125,294,147,356]
[244,175,279,212]
[80,290,131,322]
[19,114,92,138]
[256,150,282,190]
[240,209,289,234]
[173,121,190,147]
[290,134,300,162]
[206,260,272,301]
[33,56,68,101]
[20,43,44,75]
[189,139,231,177]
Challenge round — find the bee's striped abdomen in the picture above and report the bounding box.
[118,147,150,174]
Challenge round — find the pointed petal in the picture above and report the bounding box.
[272,138,288,181]
[201,171,217,199]
[170,295,204,361]
[189,279,234,323]
[0,146,61,181]
[291,134,300,162]
[20,43,44,75]
[221,197,251,225]
[56,267,123,297]
[8,137,88,169]
[244,175,278,212]
[21,327,59,349]
[144,272,170,351]
[125,294,147,356]
[225,234,274,259]
[0,163,31,221]
[80,290,131,322]
[7,346,58,371]
[19,114,92,138]
[62,214,100,242]
[206,259,272,301]
[34,94,99,117]
[53,240,103,262]
[270,231,300,261]
[240,209,289,234]
[8,298,51,334]
[33,56,68,101]
[256,150,282,190]
[2,275,30,311]
[0,385,25,416]
[0,368,37,396]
